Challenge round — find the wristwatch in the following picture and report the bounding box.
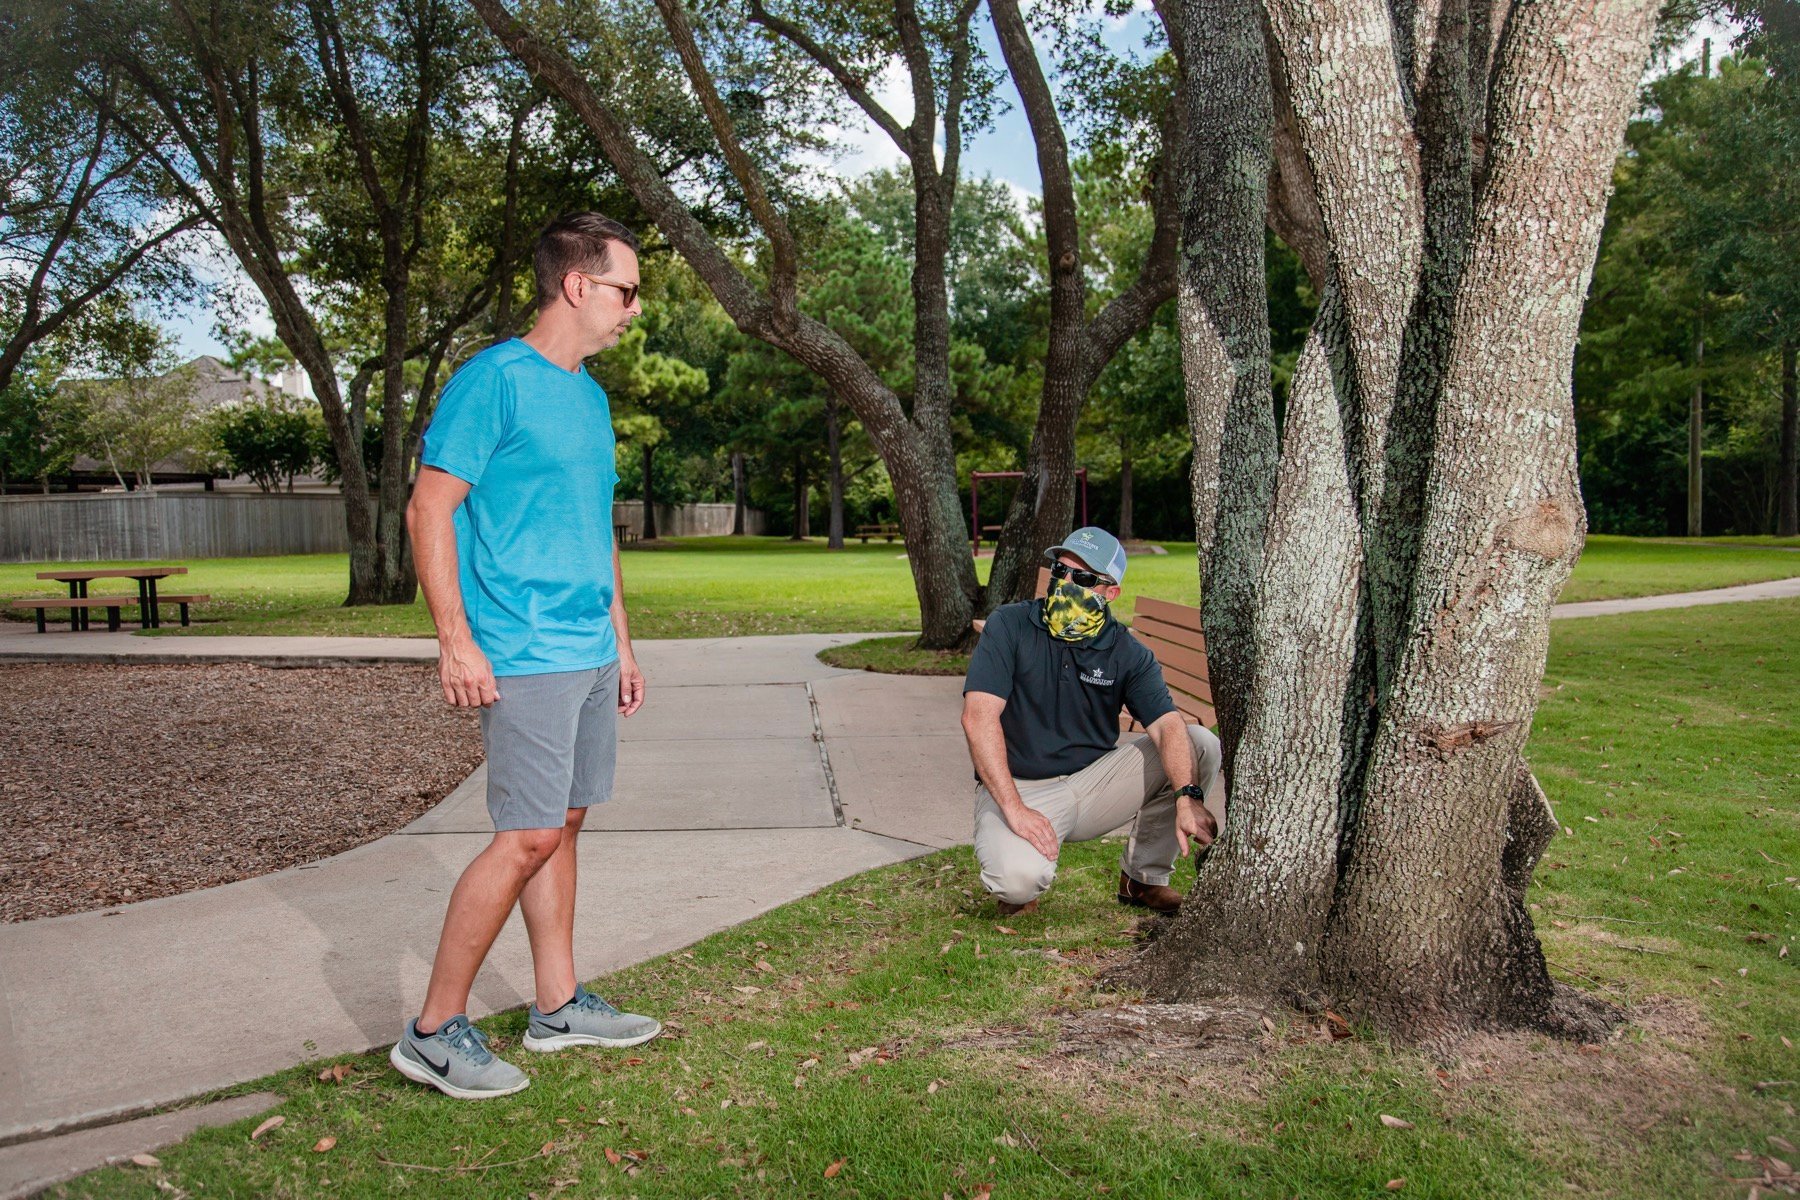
[1177,784,1206,803]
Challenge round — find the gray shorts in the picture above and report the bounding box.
[479,662,620,832]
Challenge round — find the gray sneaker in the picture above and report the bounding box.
[523,986,662,1053]
[389,1015,529,1100]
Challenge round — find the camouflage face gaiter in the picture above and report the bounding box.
[1043,578,1108,642]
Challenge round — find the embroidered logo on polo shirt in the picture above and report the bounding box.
[1079,665,1114,687]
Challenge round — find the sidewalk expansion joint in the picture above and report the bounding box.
[806,681,846,827]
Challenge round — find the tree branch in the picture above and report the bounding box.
[649,0,800,331]
[744,0,907,147]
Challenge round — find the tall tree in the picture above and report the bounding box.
[473,0,1180,640]
[52,0,555,603]
[0,16,200,397]
[1114,0,1660,1039]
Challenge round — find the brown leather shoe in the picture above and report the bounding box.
[1117,871,1182,914]
[996,897,1039,917]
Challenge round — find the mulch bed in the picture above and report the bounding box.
[0,662,483,923]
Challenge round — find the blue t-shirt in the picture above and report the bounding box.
[420,339,618,676]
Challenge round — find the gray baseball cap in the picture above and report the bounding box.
[1045,526,1127,583]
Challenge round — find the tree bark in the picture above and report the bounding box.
[1117,0,1658,1041]
[731,451,748,535]
[1779,341,1796,538]
[641,443,658,540]
[826,396,845,550]
[790,454,808,540]
[982,0,1182,608]
[1117,437,1134,543]
[1689,327,1704,538]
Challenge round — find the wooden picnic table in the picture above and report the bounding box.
[37,566,189,630]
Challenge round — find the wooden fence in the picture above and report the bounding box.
[1,493,769,562]
[0,493,348,563]
[611,501,766,537]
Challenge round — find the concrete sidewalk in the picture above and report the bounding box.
[3,576,1795,1190]
[0,633,968,1193]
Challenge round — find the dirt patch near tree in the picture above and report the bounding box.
[0,662,481,922]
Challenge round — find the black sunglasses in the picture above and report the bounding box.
[1050,562,1113,589]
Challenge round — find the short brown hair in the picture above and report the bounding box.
[532,212,640,309]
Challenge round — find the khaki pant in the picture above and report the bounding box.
[973,724,1224,906]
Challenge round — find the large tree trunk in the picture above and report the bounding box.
[641,443,658,540]
[1780,341,1797,538]
[1118,0,1657,1041]
[1689,328,1704,537]
[1117,437,1134,543]
[826,396,845,550]
[731,451,747,535]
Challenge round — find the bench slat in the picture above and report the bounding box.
[1135,595,1203,631]
[1131,613,1207,655]
[154,594,210,603]
[1136,634,1211,685]
[10,595,140,609]
[1160,662,1215,708]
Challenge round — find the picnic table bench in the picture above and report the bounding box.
[856,523,903,543]
[12,566,208,632]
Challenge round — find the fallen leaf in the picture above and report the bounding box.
[250,1115,285,1141]
[625,1057,646,1066]
[994,1131,1020,1148]
[733,986,762,996]
[1272,1121,1286,1134]
[1770,1136,1798,1155]
[1261,1016,1277,1036]
[1379,1114,1415,1130]
[312,1137,336,1153]
[995,926,1017,936]
[1386,1180,1406,1192]
[541,1141,556,1156]
[605,1147,622,1166]
[824,1158,846,1179]
[800,1058,819,1069]
[754,960,774,973]
[130,1153,161,1168]
[927,1080,940,1094]
[1782,1036,1793,1050]
[317,1063,354,1084]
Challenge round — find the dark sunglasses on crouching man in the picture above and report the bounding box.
[1049,561,1114,590]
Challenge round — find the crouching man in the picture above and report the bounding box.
[962,527,1223,916]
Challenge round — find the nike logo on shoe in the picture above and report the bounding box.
[418,1049,452,1078]
[538,1018,570,1033]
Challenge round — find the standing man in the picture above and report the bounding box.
[962,527,1224,916]
[390,212,661,1100]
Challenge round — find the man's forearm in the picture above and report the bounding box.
[964,718,1026,811]
[1148,714,1195,791]
[411,507,472,645]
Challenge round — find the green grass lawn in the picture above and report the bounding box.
[1,533,1796,639]
[55,599,1800,1198]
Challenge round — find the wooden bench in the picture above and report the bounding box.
[153,594,211,627]
[10,595,145,633]
[1125,596,1216,730]
[856,523,903,543]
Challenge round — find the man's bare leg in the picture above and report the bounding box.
[418,827,562,1032]
[519,806,586,1013]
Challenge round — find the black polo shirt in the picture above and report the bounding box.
[963,600,1177,781]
